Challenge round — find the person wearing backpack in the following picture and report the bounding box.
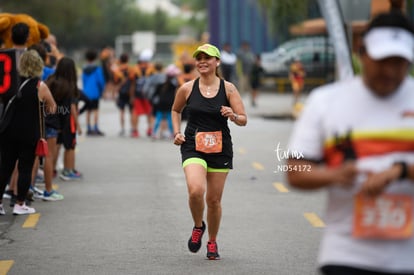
[114,53,134,136]
[130,49,155,138]
[151,64,180,140]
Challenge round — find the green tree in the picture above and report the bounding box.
[172,0,206,10]
[257,0,319,41]
[0,0,204,51]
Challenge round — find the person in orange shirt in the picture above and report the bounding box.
[288,58,306,106]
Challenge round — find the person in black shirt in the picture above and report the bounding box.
[0,50,56,215]
[171,44,247,260]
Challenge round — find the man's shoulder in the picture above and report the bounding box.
[308,77,361,101]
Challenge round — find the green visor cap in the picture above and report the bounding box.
[193,44,221,59]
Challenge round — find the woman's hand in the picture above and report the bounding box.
[173,132,185,145]
[220,106,236,120]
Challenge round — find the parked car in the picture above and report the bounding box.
[260,36,336,79]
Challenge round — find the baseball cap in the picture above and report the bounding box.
[363,12,414,61]
[192,44,221,59]
[364,27,414,61]
[139,49,153,62]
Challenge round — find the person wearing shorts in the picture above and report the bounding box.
[43,57,79,201]
[57,112,81,181]
[172,44,247,260]
[82,49,106,136]
[130,50,155,138]
[113,53,134,136]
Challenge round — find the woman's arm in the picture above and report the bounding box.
[223,81,247,126]
[71,103,82,135]
[171,81,192,145]
[38,81,56,115]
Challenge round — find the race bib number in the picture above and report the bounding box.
[353,194,413,239]
[195,131,222,153]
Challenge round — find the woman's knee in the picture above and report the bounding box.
[188,186,204,201]
[206,196,221,209]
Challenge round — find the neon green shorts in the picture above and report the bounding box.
[182,157,230,173]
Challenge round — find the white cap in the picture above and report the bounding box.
[363,27,414,61]
[139,49,153,62]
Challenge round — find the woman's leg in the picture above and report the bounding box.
[9,163,18,196]
[119,108,125,131]
[44,137,57,193]
[0,144,18,203]
[152,111,163,137]
[184,163,207,228]
[205,172,228,241]
[64,149,76,171]
[166,112,173,135]
[16,143,36,204]
[31,157,39,187]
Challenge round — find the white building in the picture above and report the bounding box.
[135,0,193,18]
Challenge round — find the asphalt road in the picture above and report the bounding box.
[0,92,326,275]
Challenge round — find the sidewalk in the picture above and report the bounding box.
[0,205,15,245]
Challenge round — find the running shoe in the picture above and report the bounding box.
[71,169,83,178]
[42,190,64,201]
[188,221,206,253]
[131,130,139,138]
[0,204,5,215]
[206,241,220,260]
[13,203,35,215]
[2,189,13,199]
[87,129,97,136]
[31,186,44,199]
[95,129,105,136]
[59,169,81,181]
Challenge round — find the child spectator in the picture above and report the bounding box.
[82,49,106,136]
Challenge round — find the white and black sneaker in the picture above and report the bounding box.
[31,186,44,199]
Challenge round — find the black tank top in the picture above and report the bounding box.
[8,77,40,143]
[183,78,232,156]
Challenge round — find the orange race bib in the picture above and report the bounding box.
[353,194,413,240]
[195,131,222,154]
